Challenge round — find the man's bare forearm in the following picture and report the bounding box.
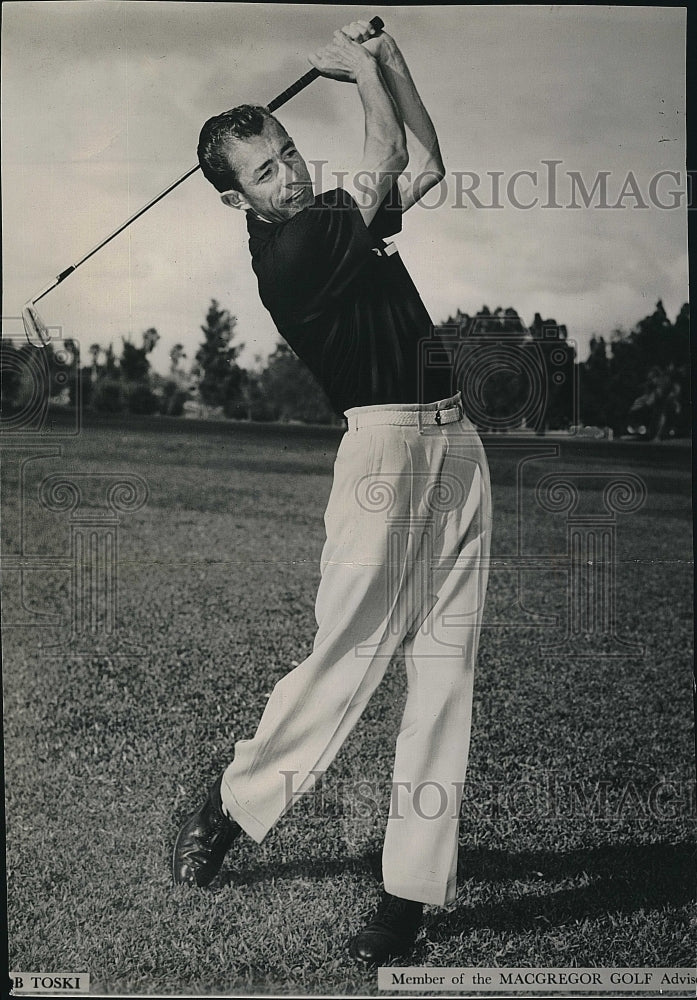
[352,59,408,221]
[308,27,408,225]
[374,36,445,210]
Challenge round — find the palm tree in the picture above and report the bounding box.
[142,327,160,354]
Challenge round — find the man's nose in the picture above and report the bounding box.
[280,159,302,188]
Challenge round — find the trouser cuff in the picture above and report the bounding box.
[383,870,457,907]
[220,781,270,845]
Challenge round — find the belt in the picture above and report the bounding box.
[347,400,463,431]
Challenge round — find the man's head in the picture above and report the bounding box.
[198,105,313,223]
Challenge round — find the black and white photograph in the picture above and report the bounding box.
[2,3,694,997]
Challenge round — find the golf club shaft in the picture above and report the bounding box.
[31,15,385,306]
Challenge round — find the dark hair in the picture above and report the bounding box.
[197,105,280,193]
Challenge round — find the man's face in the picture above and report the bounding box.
[223,118,314,223]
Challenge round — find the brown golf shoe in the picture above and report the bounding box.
[172,772,241,887]
[349,891,424,965]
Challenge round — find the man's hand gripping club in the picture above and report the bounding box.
[308,21,408,227]
[309,20,445,217]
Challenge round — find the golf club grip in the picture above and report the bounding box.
[267,15,385,112]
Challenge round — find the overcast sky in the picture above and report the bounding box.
[2,2,688,375]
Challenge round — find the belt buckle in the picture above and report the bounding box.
[434,402,463,426]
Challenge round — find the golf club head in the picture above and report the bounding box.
[22,302,51,348]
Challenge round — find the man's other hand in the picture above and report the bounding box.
[340,19,399,64]
[308,26,378,82]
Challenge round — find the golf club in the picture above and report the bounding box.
[21,16,384,347]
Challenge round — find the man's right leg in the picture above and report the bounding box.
[174,423,435,883]
[221,426,431,841]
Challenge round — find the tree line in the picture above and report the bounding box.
[1,298,690,439]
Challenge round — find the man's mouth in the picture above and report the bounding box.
[285,187,310,204]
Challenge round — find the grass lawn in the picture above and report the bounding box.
[3,418,695,996]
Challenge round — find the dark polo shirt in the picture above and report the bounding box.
[246,184,453,416]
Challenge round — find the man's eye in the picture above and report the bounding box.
[258,171,271,182]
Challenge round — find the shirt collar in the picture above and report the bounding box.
[246,189,325,244]
[246,210,277,244]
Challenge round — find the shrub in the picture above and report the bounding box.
[160,380,188,417]
[91,378,124,413]
[127,382,160,415]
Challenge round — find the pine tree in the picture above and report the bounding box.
[195,299,245,411]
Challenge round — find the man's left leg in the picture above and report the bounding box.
[350,423,492,963]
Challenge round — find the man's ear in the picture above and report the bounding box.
[220,190,249,211]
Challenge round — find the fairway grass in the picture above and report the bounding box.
[3,421,694,995]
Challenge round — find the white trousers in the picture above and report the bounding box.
[222,392,492,906]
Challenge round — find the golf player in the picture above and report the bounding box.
[173,20,492,965]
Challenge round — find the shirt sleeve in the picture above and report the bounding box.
[259,186,400,325]
[367,179,403,240]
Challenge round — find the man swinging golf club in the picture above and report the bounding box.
[173,19,492,965]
